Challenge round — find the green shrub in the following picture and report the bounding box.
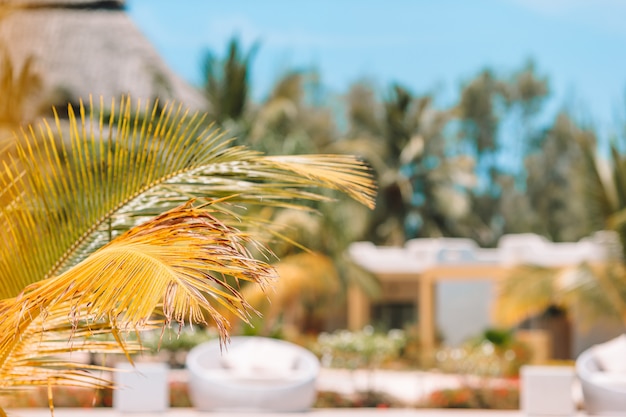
[315,326,406,369]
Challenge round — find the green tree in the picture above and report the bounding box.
[455,64,550,244]
[335,81,474,245]
[202,37,258,125]
[495,126,626,328]
[248,70,334,155]
[457,69,503,172]
[234,72,378,333]
[524,113,593,242]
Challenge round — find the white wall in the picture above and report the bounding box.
[436,280,494,346]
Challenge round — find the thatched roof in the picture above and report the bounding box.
[0,0,208,121]
[0,0,125,7]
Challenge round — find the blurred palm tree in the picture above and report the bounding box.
[228,71,378,333]
[202,37,258,125]
[495,131,626,329]
[0,47,41,150]
[248,70,335,154]
[457,64,550,245]
[0,96,375,413]
[333,81,476,246]
[524,113,593,242]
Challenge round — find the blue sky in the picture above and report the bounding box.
[127,0,626,135]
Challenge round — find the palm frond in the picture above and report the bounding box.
[0,97,376,300]
[262,155,376,209]
[0,97,376,406]
[0,202,275,394]
[237,252,339,333]
[0,300,141,392]
[557,262,625,327]
[493,265,559,326]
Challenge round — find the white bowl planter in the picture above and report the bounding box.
[186,336,320,412]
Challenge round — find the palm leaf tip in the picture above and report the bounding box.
[262,154,377,210]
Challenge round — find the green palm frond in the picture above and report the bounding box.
[0,96,376,300]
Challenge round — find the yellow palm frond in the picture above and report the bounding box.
[558,262,626,327]
[494,262,626,328]
[493,265,559,326]
[239,252,339,329]
[0,96,376,406]
[0,202,275,394]
[261,155,376,209]
[0,300,140,392]
[0,97,376,300]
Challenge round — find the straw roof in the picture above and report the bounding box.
[0,0,125,7]
[0,0,208,121]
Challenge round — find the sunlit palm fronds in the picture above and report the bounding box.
[0,96,376,301]
[262,154,375,209]
[0,96,376,409]
[493,265,559,326]
[0,299,139,393]
[558,262,626,327]
[496,261,626,329]
[238,252,340,334]
[0,202,276,400]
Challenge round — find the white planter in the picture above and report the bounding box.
[186,336,320,412]
[113,362,169,413]
[521,365,575,416]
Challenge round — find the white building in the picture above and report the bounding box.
[348,232,624,359]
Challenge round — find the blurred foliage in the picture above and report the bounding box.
[198,36,626,336]
[143,326,219,353]
[314,326,405,370]
[435,328,532,378]
[315,390,403,408]
[6,31,626,341]
[420,385,519,410]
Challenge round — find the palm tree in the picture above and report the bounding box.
[202,37,258,125]
[0,96,375,414]
[0,46,42,150]
[334,81,474,245]
[228,72,378,334]
[494,131,626,331]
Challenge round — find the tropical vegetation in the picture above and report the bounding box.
[495,136,626,329]
[0,96,375,414]
[202,38,626,334]
[3,24,626,412]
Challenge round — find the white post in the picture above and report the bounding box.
[113,362,169,413]
[521,365,575,416]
